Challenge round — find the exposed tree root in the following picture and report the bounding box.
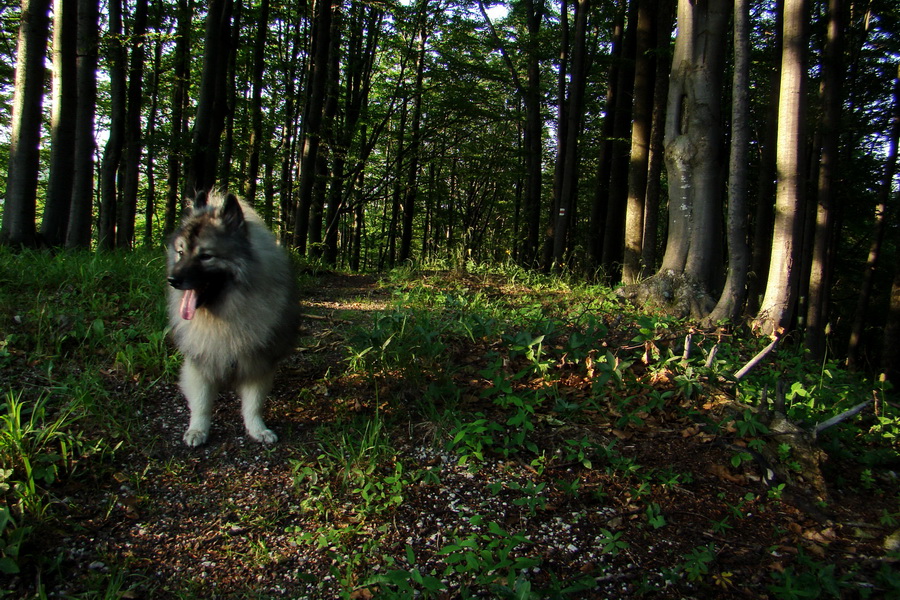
[617,270,716,319]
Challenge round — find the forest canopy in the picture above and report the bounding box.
[1,0,899,372]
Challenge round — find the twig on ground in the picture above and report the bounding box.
[734,336,779,381]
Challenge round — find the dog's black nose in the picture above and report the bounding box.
[168,276,183,289]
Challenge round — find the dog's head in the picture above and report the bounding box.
[167,191,251,319]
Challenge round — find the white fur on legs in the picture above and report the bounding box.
[181,359,217,447]
[237,373,278,444]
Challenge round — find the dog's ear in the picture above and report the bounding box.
[220,193,246,232]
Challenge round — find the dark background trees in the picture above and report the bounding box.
[1,0,900,374]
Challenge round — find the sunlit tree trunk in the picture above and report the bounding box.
[752,0,807,337]
[622,0,654,283]
[42,0,77,247]
[1,0,51,248]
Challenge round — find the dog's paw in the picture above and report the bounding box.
[183,429,209,447]
[249,428,278,444]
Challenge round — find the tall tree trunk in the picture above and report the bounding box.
[622,0,654,283]
[117,0,148,250]
[706,0,751,323]
[747,0,783,314]
[551,0,589,270]
[848,66,899,365]
[601,0,638,276]
[805,0,844,360]
[144,11,163,247]
[163,0,191,234]
[185,0,233,195]
[243,0,270,206]
[640,0,675,272]
[618,0,729,318]
[752,0,807,337]
[522,0,545,266]
[42,0,78,247]
[293,0,335,251]
[588,0,626,270]
[216,0,241,187]
[65,0,100,248]
[1,0,51,248]
[399,4,428,264]
[324,0,382,265]
[478,0,544,266]
[98,0,127,249]
[544,0,569,271]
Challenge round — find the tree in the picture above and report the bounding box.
[42,0,78,247]
[618,0,730,317]
[163,0,192,235]
[0,0,51,248]
[185,0,234,196]
[117,0,148,250]
[752,0,807,337]
[622,0,654,283]
[65,0,100,248]
[706,0,751,324]
[293,0,336,251]
[243,0,271,207]
[805,0,844,360]
[849,65,899,366]
[399,0,429,264]
[97,0,127,249]
[549,0,589,270]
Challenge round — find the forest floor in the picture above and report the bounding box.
[5,269,900,599]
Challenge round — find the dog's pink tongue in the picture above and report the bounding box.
[180,289,198,320]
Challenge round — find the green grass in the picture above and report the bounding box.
[1,252,899,598]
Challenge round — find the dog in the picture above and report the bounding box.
[166,190,299,446]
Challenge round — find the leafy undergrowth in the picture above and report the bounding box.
[1,250,899,599]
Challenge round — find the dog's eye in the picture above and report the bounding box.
[198,253,214,262]
[176,250,184,258]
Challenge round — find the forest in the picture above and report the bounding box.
[1,0,900,597]
[0,0,898,368]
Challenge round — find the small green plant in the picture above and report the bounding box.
[645,502,667,529]
[597,528,630,556]
[448,415,504,466]
[682,544,716,582]
[374,546,447,598]
[733,409,770,438]
[438,517,540,590]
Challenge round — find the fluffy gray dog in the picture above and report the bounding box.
[167,191,299,446]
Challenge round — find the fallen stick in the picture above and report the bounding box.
[734,336,779,381]
[814,398,874,435]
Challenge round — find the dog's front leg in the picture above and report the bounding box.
[237,372,278,444]
[181,358,217,447]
